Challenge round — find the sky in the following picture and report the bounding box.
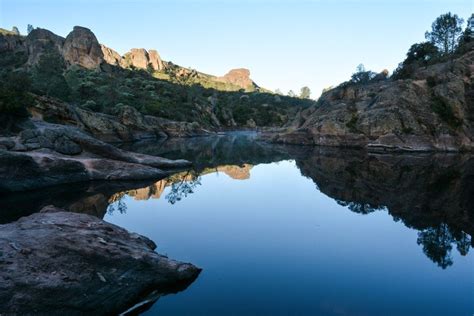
[0,0,472,98]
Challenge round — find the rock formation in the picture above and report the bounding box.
[62,26,104,69]
[269,49,474,152]
[25,28,65,65]
[149,49,165,71]
[29,95,210,142]
[123,48,165,71]
[0,209,201,314]
[0,120,191,192]
[217,68,256,90]
[100,44,123,66]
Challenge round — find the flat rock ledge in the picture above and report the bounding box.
[0,209,201,315]
[0,121,192,192]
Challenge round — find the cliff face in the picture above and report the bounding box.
[271,49,474,152]
[62,26,104,69]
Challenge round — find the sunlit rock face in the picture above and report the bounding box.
[62,26,104,69]
[217,68,256,90]
[100,44,123,67]
[123,48,165,71]
[216,164,252,180]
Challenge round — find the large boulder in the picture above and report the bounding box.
[0,210,201,314]
[62,26,104,69]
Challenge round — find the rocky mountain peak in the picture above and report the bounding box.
[62,26,103,69]
[218,68,255,90]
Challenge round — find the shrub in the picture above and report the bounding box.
[431,95,461,128]
[0,71,33,116]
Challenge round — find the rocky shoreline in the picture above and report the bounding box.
[0,118,192,192]
[267,48,474,152]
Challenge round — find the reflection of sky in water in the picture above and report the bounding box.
[105,160,474,316]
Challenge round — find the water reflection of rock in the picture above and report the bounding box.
[121,164,253,202]
[0,179,162,223]
[295,148,474,268]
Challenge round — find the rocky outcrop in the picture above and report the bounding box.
[29,95,211,142]
[62,26,104,69]
[270,49,474,152]
[0,30,25,53]
[149,49,165,71]
[217,68,256,90]
[25,28,65,65]
[123,48,165,71]
[0,121,191,192]
[100,44,123,66]
[0,210,200,314]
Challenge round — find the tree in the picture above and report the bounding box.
[405,42,439,64]
[275,88,282,95]
[11,26,20,35]
[0,71,33,116]
[351,64,376,84]
[425,12,464,55]
[457,14,474,53]
[27,24,34,34]
[300,86,311,99]
[31,49,71,100]
[287,90,296,97]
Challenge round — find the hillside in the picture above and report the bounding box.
[0,26,313,138]
[268,35,474,151]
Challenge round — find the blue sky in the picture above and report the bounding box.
[0,0,472,97]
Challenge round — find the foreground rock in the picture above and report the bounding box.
[0,120,191,192]
[0,210,201,315]
[269,49,474,152]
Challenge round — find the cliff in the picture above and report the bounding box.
[270,48,474,152]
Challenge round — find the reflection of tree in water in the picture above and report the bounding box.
[337,199,472,269]
[417,224,471,269]
[336,200,385,214]
[107,194,128,215]
[166,172,202,204]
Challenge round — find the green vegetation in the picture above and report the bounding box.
[345,113,359,132]
[430,95,462,129]
[0,71,33,117]
[425,12,464,55]
[31,49,71,100]
[59,64,311,127]
[393,12,471,79]
[300,86,311,99]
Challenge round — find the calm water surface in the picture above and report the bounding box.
[108,133,473,316]
[4,133,473,315]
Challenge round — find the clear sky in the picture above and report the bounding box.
[0,0,472,97]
